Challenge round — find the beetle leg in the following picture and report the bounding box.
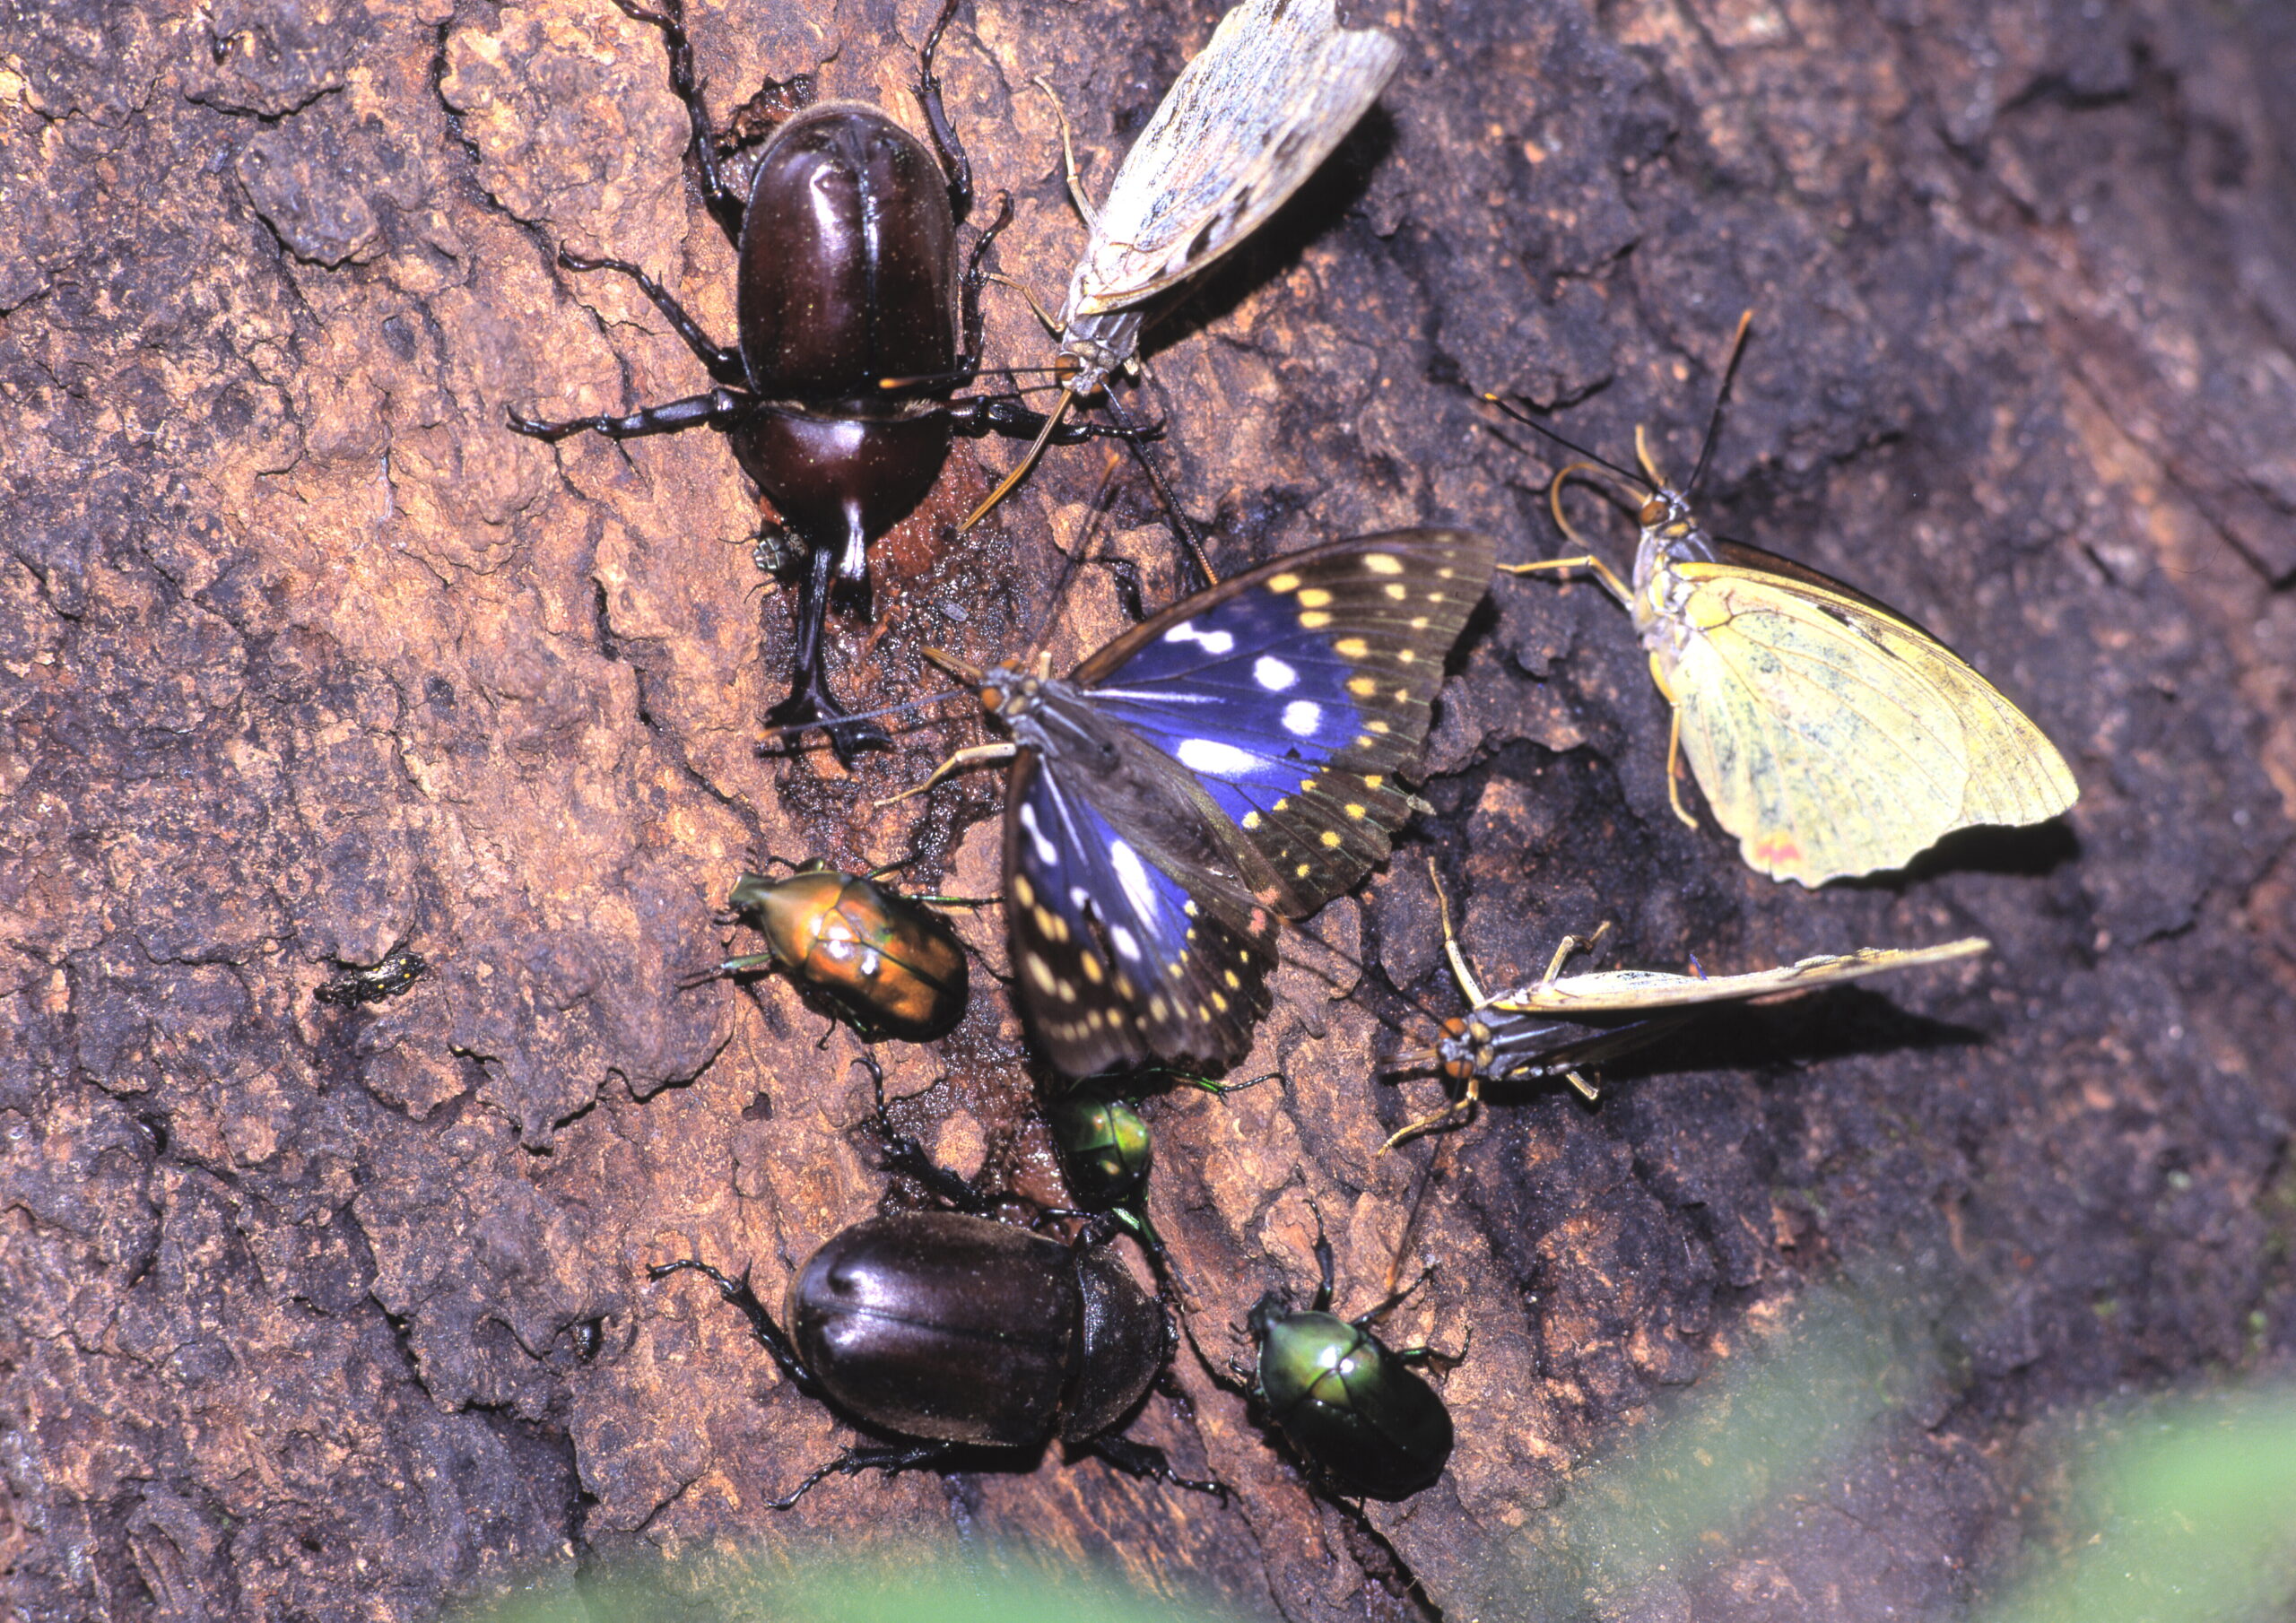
[508,386,753,445]
[647,1258,814,1390]
[954,192,1014,374]
[1084,1436,1228,1499]
[913,0,973,217]
[553,249,744,385]
[946,395,1161,445]
[610,0,747,246]
[769,1443,961,1511]
[763,544,893,763]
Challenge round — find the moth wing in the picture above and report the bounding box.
[1665,565,2077,886]
[1071,0,1400,313]
[1494,938,1991,1015]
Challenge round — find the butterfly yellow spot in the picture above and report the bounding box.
[1349,676,1378,697]
[1396,648,1416,664]
[1079,950,1104,985]
[1425,591,1447,603]
[1391,688,1411,704]
[1211,991,1229,1013]
[1148,995,1169,1020]
[1319,829,1343,847]
[1085,1008,1103,1029]
[1295,862,1312,878]
[1170,962,1187,980]
[1026,954,1057,993]
[1013,874,1036,908]
[1335,637,1370,658]
[1116,974,1135,1000]
[1273,797,1290,811]
[1033,905,1057,938]
[1224,969,1241,989]
[1299,778,1317,793]
[1384,582,1408,599]
[1057,977,1077,1003]
[1438,568,1457,579]
[1266,571,1301,594]
[1242,811,1262,830]
[1363,774,1384,788]
[1355,734,1375,749]
[1182,898,1198,916]
[1297,587,1334,608]
[1300,611,1332,629]
[1197,1003,1213,1021]
[1367,720,1391,734]
[1362,553,1404,574]
[1344,803,1366,819]
[1411,615,1430,629]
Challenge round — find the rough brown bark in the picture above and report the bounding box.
[4,0,2294,1619]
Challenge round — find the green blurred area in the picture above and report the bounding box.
[458,1290,2296,1623]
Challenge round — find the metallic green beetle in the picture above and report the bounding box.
[1248,1230,1455,1500]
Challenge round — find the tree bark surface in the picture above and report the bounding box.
[4,0,2295,1619]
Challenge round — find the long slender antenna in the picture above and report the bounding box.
[1102,392,1218,591]
[1479,392,1648,492]
[1018,447,1127,669]
[1684,308,1755,500]
[757,686,971,743]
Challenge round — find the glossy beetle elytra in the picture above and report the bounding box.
[1248,1228,1456,1501]
[509,0,1136,757]
[651,1071,1221,1506]
[715,860,969,1043]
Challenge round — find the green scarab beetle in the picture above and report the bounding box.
[1248,1230,1455,1500]
[718,861,970,1043]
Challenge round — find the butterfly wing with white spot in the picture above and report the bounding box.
[1065,0,1402,318]
[1003,750,1278,1078]
[1075,529,1496,916]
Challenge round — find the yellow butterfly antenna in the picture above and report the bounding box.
[1634,423,1671,490]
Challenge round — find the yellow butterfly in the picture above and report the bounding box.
[1385,859,1991,1145]
[961,0,1401,539]
[1491,314,2078,888]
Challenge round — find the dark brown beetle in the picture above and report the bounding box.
[715,860,968,1043]
[510,0,1136,757]
[650,1072,1222,1506]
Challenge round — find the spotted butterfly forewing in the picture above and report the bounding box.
[983,528,1495,1078]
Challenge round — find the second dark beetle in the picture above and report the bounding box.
[511,0,1125,754]
[1248,1231,1456,1500]
[717,861,967,1043]
[654,1213,1207,1506]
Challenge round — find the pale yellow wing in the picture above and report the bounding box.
[1659,564,2078,886]
[1068,0,1400,315]
[1490,937,1989,1015]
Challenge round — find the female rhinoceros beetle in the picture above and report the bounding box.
[650,1065,1222,1506]
[511,0,1139,758]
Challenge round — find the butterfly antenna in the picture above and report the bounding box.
[757,686,972,743]
[1013,447,1126,670]
[1478,391,1648,492]
[1102,391,1218,591]
[1684,308,1755,500]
